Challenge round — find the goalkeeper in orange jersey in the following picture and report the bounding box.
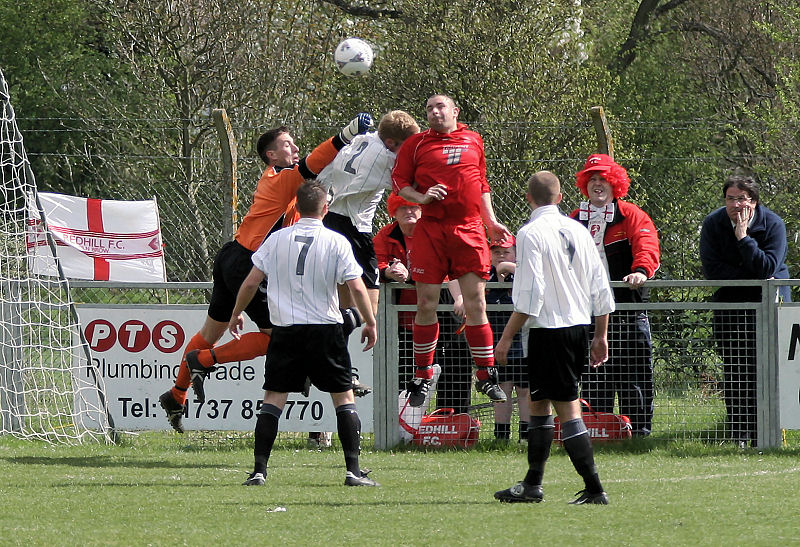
[157,113,373,432]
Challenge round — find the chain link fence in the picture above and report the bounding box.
[381,281,795,448]
[17,115,800,448]
[67,280,799,448]
[21,115,800,284]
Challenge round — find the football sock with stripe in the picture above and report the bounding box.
[524,414,554,486]
[412,322,439,372]
[340,307,362,339]
[414,365,434,380]
[519,421,529,441]
[465,323,495,379]
[561,418,604,493]
[253,404,282,475]
[171,332,213,404]
[336,403,362,476]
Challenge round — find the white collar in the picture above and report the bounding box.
[578,201,615,222]
[529,204,561,221]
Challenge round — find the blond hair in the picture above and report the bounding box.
[378,110,420,143]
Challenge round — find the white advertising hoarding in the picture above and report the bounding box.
[75,305,373,432]
[778,306,800,429]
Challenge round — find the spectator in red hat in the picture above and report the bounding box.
[486,235,530,442]
[374,194,422,333]
[570,154,660,436]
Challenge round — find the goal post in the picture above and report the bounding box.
[0,68,116,444]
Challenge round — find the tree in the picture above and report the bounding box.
[0,0,115,194]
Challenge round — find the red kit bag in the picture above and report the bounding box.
[409,408,480,448]
[554,399,632,443]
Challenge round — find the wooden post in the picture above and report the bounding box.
[212,108,238,241]
[589,106,614,159]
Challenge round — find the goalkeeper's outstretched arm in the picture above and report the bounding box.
[300,112,373,179]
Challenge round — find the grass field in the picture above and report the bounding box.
[2,433,799,546]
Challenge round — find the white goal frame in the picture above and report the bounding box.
[0,68,116,444]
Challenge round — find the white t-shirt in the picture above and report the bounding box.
[251,218,363,326]
[513,205,615,329]
[316,132,395,232]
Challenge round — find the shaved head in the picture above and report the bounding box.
[527,171,561,206]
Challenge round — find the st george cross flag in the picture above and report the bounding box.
[27,192,166,282]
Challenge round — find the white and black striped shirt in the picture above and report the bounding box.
[317,132,395,232]
[513,205,615,329]
[251,218,363,326]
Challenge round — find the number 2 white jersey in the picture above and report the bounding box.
[316,132,395,232]
[251,218,363,326]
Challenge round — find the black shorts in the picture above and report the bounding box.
[263,324,352,393]
[498,358,528,387]
[526,325,588,402]
[207,240,272,329]
[323,212,379,289]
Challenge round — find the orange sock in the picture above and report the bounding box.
[171,332,213,404]
[196,332,271,367]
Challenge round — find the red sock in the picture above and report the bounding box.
[465,323,495,380]
[172,332,213,404]
[197,332,271,367]
[413,322,439,378]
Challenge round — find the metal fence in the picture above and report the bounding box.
[22,116,800,285]
[374,279,798,449]
[70,279,800,449]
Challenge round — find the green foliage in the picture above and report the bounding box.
[4,0,800,280]
[745,2,800,274]
[0,0,113,193]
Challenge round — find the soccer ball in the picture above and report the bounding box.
[334,38,374,77]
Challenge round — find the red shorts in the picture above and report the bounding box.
[409,217,490,284]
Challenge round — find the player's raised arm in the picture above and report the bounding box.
[397,184,448,205]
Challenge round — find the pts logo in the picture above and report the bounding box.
[85,319,185,353]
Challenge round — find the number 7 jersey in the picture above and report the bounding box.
[250,217,363,326]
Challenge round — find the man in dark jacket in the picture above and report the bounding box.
[570,154,660,436]
[700,174,790,447]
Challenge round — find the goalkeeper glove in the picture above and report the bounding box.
[338,112,373,144]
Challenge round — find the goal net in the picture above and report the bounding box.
[0,68,115,444]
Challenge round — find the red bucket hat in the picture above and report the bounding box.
[387,193,418,218]
[490,235,516,249]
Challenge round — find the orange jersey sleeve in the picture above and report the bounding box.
[234,137,338,251]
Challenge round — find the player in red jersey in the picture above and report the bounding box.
[391,94,512,406]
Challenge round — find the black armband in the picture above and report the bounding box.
[332,134,347,151]
[298,157,314,179]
